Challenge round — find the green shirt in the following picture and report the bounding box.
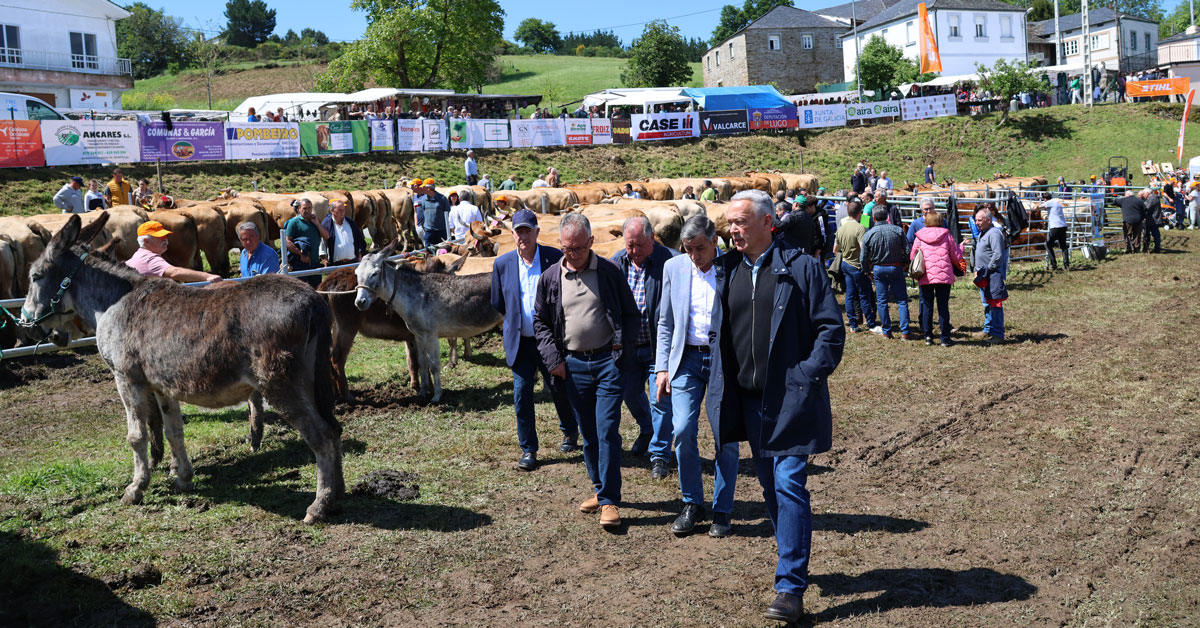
[861,201,874,228]
[835,217,867,269]
[284,215,321,269]
[498,179,517,190]
[700,187,716,202]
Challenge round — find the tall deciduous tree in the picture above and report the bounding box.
[976,58,1046,124]
[710,0,793,47]
[1160,0,1192,38]
[224,0,277,47]
[186,27,229,110]
[514,18,562,53]
[316,0,504,92]
[621,20,694,87]
[855,35,920,93]
[116,3,188,79]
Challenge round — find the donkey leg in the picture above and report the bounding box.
[147,399,165,469]
[426,336,445,404]
[247,391,266,452]
[417,334,440,402]
[269,395,344,524]
[404,339,419,389]
[463,336,472,360]
[113,377,154,506]
[155,395,194,492]
[447,337,459,369]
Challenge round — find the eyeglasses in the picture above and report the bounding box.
[561,245,590,255]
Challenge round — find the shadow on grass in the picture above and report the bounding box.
[0,349,92,391]
[812,567,1036,621]
[735,509,930,538]
[1009,113,1074,142]
[0,531,156,627]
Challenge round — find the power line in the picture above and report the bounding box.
[562,6,724,36]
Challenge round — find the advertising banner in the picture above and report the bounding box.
[611,118,631,144]
[299,121,370,156]
[630,112,699,141]
[590,117,613,145]
[41,120,139,166]
[450,119,512,149]
[139,121,225,162]
[748,107,798,130]
[396,119,423,152]
[699,110,749,135]
[565,118,592,145]
[422,120,448,152]
[845,100,901,121]
[369,118,395,152]
[0,121,45,168]
[68,89,118,110]
[797,105,847,129]
[510,119,565,148]
[224,122,300,161]
[900,95,957,121]
[1128,78,1191,97]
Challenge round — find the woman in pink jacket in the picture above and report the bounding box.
[910,210,965,346]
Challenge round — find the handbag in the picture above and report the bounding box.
[828,251,844,280]
[908,248,925,280]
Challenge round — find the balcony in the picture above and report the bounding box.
[0,48,132,76]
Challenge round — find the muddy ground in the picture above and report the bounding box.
[1,236,1198,627]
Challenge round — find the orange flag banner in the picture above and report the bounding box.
[918,3,942,74]
[1178,88,1193,162]
[1128,78,1190,98]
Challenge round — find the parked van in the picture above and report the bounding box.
[0,92,67,121]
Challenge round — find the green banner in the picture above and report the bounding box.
[299,120,370,156]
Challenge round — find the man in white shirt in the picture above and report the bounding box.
[1040,192,1069,271]
[464,150,479,186]
[878,171,893,191]
[479,173,493,191]
[654,214,739,539]
[622,183,641,199]
[447,192,484,243]
[531,175,550,189]
[318,200,366,264]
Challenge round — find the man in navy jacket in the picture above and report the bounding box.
[707,190,845,623]
[490,210,579,471]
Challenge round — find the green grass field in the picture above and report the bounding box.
[483,55,704,110]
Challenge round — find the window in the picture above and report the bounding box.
[948,14,961,38]
[882,28,889,39]
[906,21,915,45]
[975,15,987,38]
[1000,15,1012,39]
[729,42,734,58]
[836,36,843,49]
[69,32,98,70]
[706,55,711,70]
[768,35,781,51]
[1130,31,1137,50]
[1091,33,1109,50]
[1146,33,1152,51]
[26,100,61,120]
[715,50,720,66]
[1065,38,1079,55]
[0,24,20,64]
[801,34,813,49]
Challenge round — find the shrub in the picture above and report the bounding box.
[121,91,177,111]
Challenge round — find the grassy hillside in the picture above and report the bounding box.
[484,55,704,110]
[2,103,1192,215]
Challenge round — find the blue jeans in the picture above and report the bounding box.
[564,352,625,506]
[423,228,446,247]
[841,262,876,329]
[624,344,673,461]
[670,348,739,514]
[741,394,812,596]
[512,336,577,454]
[872,265,910,335]
[980,288,1005,338]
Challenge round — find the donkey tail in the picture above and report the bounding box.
[310,301,341,437]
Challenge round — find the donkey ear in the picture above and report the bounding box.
[77,211,111,246]
[378,241,397,258]
[49,214,83,250]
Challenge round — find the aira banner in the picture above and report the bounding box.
[630,112,699,141]
[845,100,902,121]
[40,120,139,166]
[139,121,225,162]
[300,121,370,156]
[450,119,512,149]
[510,119,565,148]
[224,123,300,160]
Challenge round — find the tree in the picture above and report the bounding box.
[514,18,562,53]
[283,29,299,45]
[116,3,188,79]
[186,27,229,110]
[710,0,793,47]
[622,21,694,88]
[1160,0,1191,38]
[561,29,621,54]
[316,0,504,92]
[300,28,329,46]
[976,58,1046,123]
[854,35,911,93]
[224,0,277,47]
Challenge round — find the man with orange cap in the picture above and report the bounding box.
[419,177,451,247]
[126,221,223,283]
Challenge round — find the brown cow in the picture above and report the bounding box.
[172,205,229,276]
[0,216,52,296]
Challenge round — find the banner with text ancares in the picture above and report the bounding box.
[844,100,901,121]
[41,120,140,166]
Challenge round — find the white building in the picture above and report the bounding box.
[1033,9,1159,75]
[840,0,1028,82]
[0,0,133,110]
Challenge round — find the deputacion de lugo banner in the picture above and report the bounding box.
[41,119,139,166]
[224,122,300,160]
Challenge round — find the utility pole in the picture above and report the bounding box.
[1083,0,1093,107]
[852,0,864,103]
[1053,0,1062,65]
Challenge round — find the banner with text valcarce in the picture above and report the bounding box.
[396,119,423,152]
[699,110,749,135]
[748,106,797,130]
[630,112,699,141]
[422,120,448,152]
[845,100,902,121]
[369,118,395,152]
[139,121,225,162]
[565,119,592,145]
[299,121,370,156]
[450,119,512,149]
[224,122,300,160]
[589,118,613,145]
[796,105,847,129]
[511,119,566,148]
[41,120,139,166]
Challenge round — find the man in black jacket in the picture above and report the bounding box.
[534,213,640,529]
[850,163,867,195]
[319,200,367,265]
[1115,189,1146,253]
[611,216,678,477]
[1140,189,1163,253]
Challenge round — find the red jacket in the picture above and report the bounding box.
[911,226,964,286]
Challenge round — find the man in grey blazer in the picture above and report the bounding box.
[655,215,740,538]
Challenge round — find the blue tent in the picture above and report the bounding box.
[679,85,793,111]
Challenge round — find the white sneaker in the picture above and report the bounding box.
[870,326,884,335]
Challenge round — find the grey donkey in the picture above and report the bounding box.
[20,213,344,524]
[354,243,501,403]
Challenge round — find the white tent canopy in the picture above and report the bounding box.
[789,89,875,103]
[233,93,348,121]
[582,88,691,113]
[1033,62,1087,76]
[346,88,454,102]
[917,73,980,87]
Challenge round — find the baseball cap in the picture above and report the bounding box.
[818,187,826,193]
[409,178,423,187]
[1090,174,1097,180]
[71,176,83,184]
[137,221,172,238]
[423,178,436,186]
[512,209,538,229]
[494,194,508,203]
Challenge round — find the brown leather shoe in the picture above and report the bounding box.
[901,333,918,340]
[599,504,621,527]
[579,494,600,514]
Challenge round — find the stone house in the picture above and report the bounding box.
[703,6,847,94]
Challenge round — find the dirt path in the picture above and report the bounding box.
[2,236,1198,627]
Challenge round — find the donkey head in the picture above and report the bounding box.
[353,242,396,312]
[21,212,110,346]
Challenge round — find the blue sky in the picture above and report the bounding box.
[155,0,844,46]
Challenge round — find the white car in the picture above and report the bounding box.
[0,92,66,121]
